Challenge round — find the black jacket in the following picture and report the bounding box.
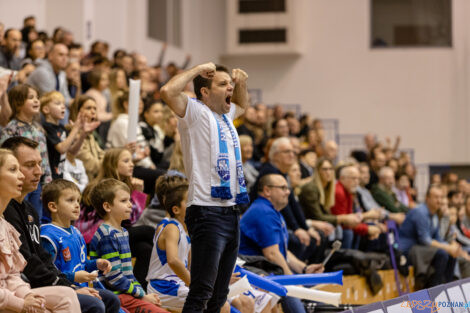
[4,199,72,288]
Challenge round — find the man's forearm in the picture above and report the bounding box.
[161,65,203,100]
[287,250,306,274]
[232,80,248,109]
[264,249,293,275]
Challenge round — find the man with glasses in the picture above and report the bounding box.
[251,137,327,264]
[240,174,323,313]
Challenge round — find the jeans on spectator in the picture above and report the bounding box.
[281,296,306,313]
[341,229,354,249]
[182,205,240,313]
[128,224,155,290]
[78,289,121,313]
[288,230,327,264]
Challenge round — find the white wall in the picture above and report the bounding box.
[1,0,470,165]
[222,0,470,165]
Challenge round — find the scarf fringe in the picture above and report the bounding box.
[236,192,250,205]
[211,186,233,200]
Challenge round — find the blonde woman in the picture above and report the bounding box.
[299,158,360,228]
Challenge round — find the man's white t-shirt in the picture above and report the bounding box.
[177,96,240,207]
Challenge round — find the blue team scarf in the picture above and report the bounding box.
[210,112,250,205]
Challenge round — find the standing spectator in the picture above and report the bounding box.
[161,63,249,313]
[0,29,22,70]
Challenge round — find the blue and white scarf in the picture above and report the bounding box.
[210,112,250,205]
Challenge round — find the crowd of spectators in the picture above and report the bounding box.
[0,14,469,313]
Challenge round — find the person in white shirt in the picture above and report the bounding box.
[161,62,249,313]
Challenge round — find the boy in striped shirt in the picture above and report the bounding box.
[89,178,169,313]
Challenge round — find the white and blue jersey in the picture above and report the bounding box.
[41,223,97,287]
[146,218,190,310]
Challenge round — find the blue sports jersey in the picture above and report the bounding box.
[41,223,95,287]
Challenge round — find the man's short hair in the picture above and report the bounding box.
[378,166,393,178]
[89,178,130,219]
[42,179,80,210]
[268,137,290,162]
[193,64,229,100]
[426,184,442,198]
[258,174,276,193]
[4,28,18,39]
[1,136,39,155]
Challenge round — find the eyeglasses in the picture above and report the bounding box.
[268,185,290,191]
[279,150,296,155]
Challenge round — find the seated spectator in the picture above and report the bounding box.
[366,149,386,189]
[459,196,470,239]
[89,178,168,313]
[240,173,324,313]
[252,137,325,264]
[139,100,165,167]
[331,165,383,249]
[290,162,335,238]
[78,147,153,288]
[22,38,46,66]
[298,148,316,179]
[399,185,460,289]
[40,179,121,312]
[271,119,289,138]
[107,91,164,195]
[40,91,88,179]
[371,167,409,213]
[69,95,104,180]
[239,135,259,193]
[323,140,338,164]
[0,148,82,313]
[356,163,406,225]
[78,148,146,243]
[0,28,22,70]
[108,67,128,109]
[395,171,415,208]
[0,74,12,128]
[27,43,72,122]
[299,158,361,227]
[1,136,120,313]
[86,68,112,140]
[0,84,51,218]
[65,59,81,99]
[64,151,89,192]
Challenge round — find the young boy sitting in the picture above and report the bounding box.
[147,174,258,313]
[40,178,121,312]
[88,178,169,313]
[40,91,86,179]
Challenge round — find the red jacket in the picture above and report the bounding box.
[331,181,369,236]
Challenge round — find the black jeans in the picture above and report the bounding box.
[182,205,240,313]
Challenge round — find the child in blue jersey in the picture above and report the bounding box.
[146,173,257,313]
[88,178,169,313]
[40,178,122,313]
